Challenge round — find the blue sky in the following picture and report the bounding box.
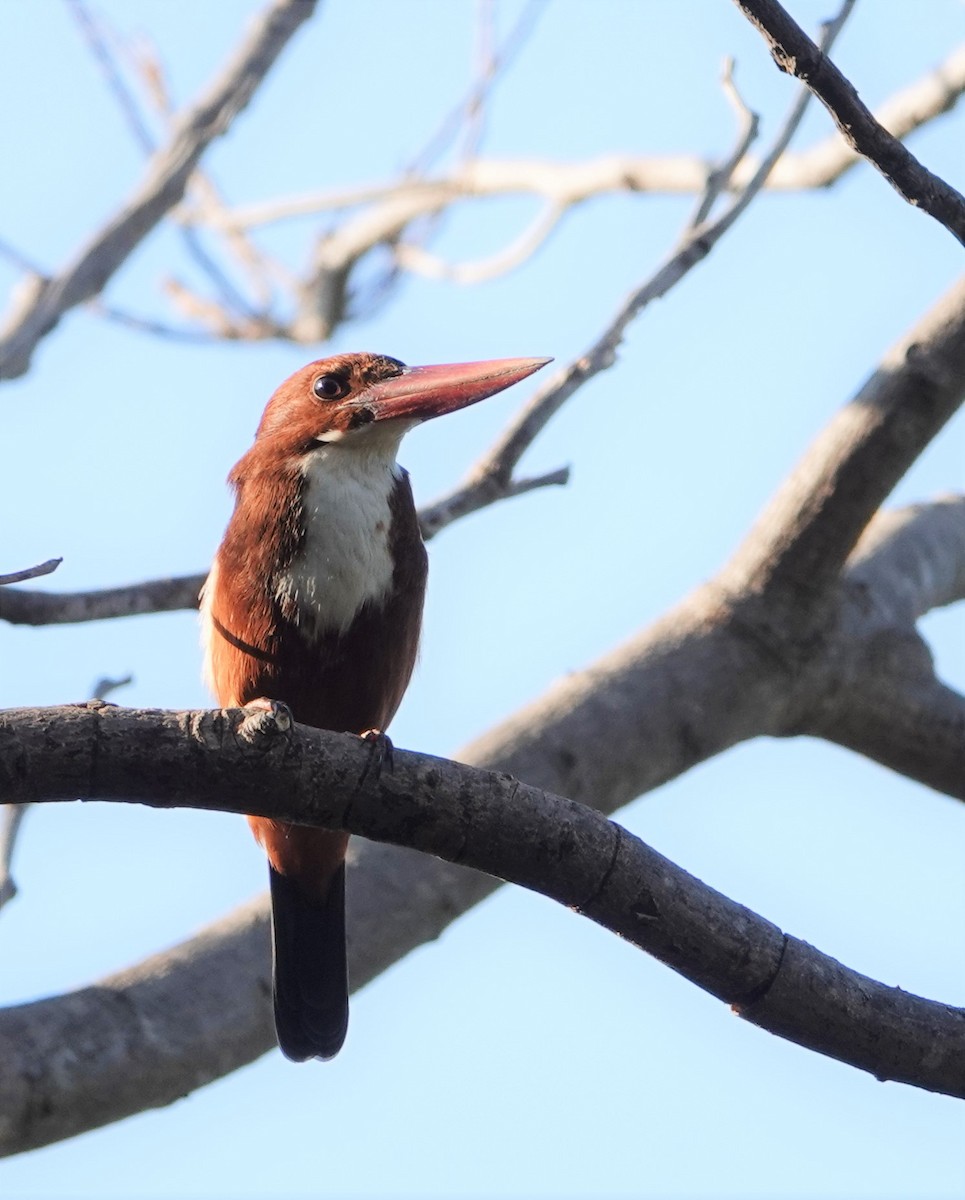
[1,1,963,1196]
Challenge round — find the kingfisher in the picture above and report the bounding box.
[202,352,549,1060]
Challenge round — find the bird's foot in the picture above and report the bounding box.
[238,697,293,740]
[357,728,394,786]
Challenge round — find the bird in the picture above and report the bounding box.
[201,351,550,1061]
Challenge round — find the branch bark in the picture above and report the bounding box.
[733,0,965,244]
[0,558,61,587]
[721,274,965,609]
[0,0,318,381]
[0,699,962,1160]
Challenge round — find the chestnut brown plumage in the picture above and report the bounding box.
[203,351,550,1060]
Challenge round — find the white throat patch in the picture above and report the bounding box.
[274,437,405,638]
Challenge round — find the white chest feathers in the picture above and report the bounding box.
[274,443,402,637]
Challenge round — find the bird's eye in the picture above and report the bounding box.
[312,374,346,401]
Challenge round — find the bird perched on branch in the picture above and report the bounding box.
[202,351,549,1060]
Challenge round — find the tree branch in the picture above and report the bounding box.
[764,42,965,191]
[207,41,965,233]
[733,0,965,244]
[5,258,964,644]
[0,572,205,626]
[0,700,961,1155]
[845,495,965,626]
[0,0,318,382]
[722,274,965,611]
[0,558,61,587]
[0,454,570,627]
[0,805,27,910]
[814,643,965,797]
[796,497,965,796]
[423,9,851,537]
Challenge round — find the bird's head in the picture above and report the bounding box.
[251,352,551,459]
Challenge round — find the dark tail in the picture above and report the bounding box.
[268,863,349,1061]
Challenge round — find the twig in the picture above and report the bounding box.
[202,40,965,236]
[395,201,566,284]
[0,458,568,623]
[733,0,965,245]
[407,0,547,175]
[67,0,156,153]
[420,466,569,539]
[92,675,134,702]
[0,238,47,277]
[0,557,62,586]
[187,174,279,310]
[71,0,264,325]
[420,4,853,539]
[0,6,856,617]
[0,806,27,910]
[0,0,318,381]
[94,304,223,342]
[687,56,760,230]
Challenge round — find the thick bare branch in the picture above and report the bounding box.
[0,0,318,382]
[722,274,965,610]
[845,495,965,627]
[795,497,965,795]
[0,700,961,1155]
[813,637,965,797]
[733,0,965,244]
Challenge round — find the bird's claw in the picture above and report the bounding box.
[238,697,293,739]
[358,728,394,786]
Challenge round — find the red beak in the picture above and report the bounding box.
[365,357,551,423]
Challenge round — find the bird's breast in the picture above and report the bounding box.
[273,446,401,638]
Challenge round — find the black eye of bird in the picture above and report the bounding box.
[312,374,346,401]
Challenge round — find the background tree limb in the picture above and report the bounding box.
[0,0,318,381]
